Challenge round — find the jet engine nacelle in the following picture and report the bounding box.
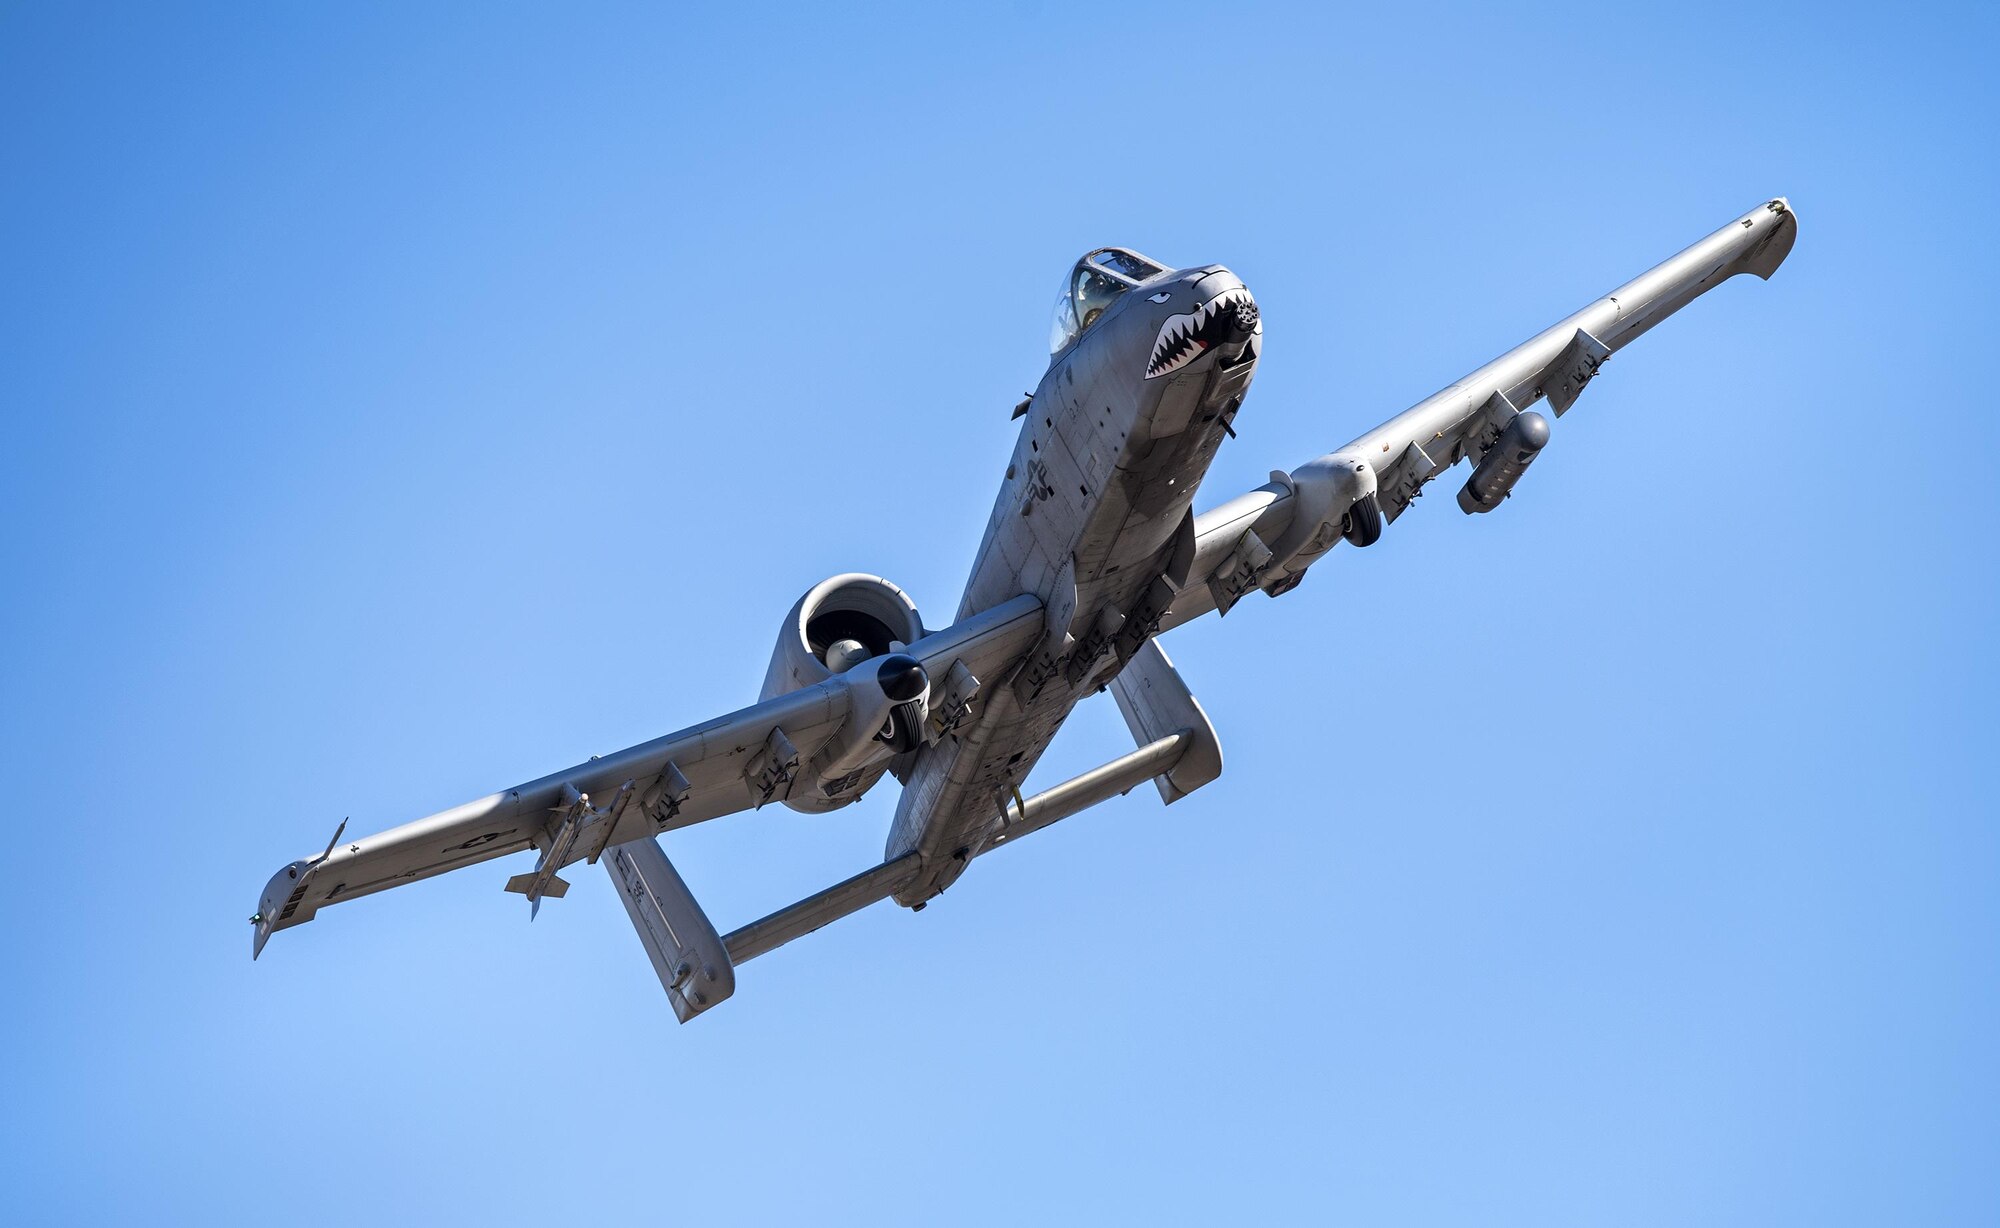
[761,574,931,813]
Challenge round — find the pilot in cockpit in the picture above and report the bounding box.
[1048,248,1168,354]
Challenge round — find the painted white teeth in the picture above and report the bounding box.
[1145,287,1252,378]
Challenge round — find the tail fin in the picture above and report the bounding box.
[504,872,569,918]
[604,839,734,1023]
[503,872,571,898]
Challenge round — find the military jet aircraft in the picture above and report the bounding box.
[253,199,1798,1021]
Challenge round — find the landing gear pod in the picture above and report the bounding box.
[1458,410,1550,514]
[1341,490,1383,546]
[1266,451,1380,570]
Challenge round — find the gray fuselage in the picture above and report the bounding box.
[885,259,1260,902]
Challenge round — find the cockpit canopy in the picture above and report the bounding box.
[1049,248,1168,354]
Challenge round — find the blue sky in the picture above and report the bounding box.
[3,3,1994,1224]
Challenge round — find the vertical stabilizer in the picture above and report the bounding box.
[603,838,735,1023]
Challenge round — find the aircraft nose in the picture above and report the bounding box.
[1144,271,1259,380]
[1189,268,1243,300]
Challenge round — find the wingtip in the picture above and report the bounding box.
[1741,197,1798,281]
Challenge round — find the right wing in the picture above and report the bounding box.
[250,593,1043,955]
[1161,198,1798,630]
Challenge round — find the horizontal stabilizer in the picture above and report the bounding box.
[726,732,1198,963]
[986,732,1192,848]
[723,855,922,966]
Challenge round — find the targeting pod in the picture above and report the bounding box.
[1458,410,1550,514]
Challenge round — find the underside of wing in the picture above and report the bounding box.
[250,681,851,954]
[250,594,1044,955]
[1158,198,1799,632]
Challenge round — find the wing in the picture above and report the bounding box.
[250,593,1043,955]
[1161,198,1798,630]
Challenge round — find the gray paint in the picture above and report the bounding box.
[251,202,1798,1020]
[605,838,735,1023]
[1459,409,1551,513]
[1110,640,1223,804]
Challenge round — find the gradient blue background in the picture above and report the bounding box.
[4,3,1994,1223]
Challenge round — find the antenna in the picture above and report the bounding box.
[313,818,349,866]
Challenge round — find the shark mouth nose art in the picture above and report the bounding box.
[1145,287,1259,379]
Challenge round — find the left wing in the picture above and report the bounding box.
[1160,197,1798,631]
[252,678,855,956]
[250,594,1043,955]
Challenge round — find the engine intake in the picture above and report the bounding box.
[761,574,926,700]
[761,574,930,813]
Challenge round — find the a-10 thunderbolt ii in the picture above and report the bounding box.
[253,199,1798,1021]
